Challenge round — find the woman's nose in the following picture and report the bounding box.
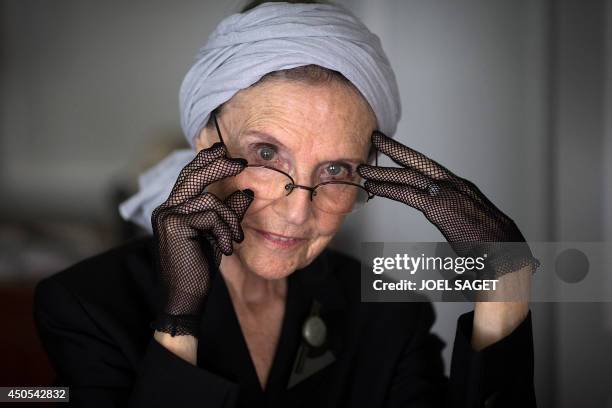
[270,185,313,225]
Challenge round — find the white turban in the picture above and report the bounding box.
[119,2,401,234]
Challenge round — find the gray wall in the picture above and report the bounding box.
[552,1,612,407]
[1,1,610,406]
[0,0,243,219]
[332,0,555,405]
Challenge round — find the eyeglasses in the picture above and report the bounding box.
[211,112,376,214]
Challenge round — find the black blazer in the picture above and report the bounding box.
[33,236,536,407]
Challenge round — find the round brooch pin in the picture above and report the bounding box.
[302,315,327,348]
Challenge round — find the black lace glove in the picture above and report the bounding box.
[150,142,254,337]
[357,132,540,280]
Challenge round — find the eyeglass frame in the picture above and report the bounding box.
[211,111,376,206]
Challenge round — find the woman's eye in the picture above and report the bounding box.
[258,146,276,161]
[324,162,350,178]
[327,163,342,176]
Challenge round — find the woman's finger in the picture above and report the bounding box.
[165,156,247,207]
[371,132,450,180]
[188,156,247,189]
[183,210,234,256]
[170,193,244,242]
[357,164,431,190]
[174,143,227,187]
[224,190,254,220]
[364,180,432,213]
[223,189,255,242]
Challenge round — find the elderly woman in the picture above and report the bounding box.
[34,1,539,407]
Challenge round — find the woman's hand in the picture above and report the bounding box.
[357,132,539,349]
[151,142,254,338]
[357,132,539,280]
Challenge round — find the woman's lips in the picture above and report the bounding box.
[250,228,306,249]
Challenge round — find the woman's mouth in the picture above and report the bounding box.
[251,228,306,249]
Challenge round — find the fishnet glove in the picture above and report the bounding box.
[358,132,540,279]
[150,142,254,337]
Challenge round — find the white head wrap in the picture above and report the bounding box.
[119,2,401,234]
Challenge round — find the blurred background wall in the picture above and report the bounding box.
[1,0,610,406]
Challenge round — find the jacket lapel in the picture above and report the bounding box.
[196,248,348,404]
[197,269,265,404]
[284,249,348,389]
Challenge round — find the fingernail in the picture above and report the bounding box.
[211,142,224,150]
[242,188,255,198]
[233,158,248,166]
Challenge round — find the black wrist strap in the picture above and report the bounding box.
[150,313,200,338]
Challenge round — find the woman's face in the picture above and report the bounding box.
[196,78,376,280]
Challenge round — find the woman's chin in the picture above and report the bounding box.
[227,229,296,278]
[237,248,297,280]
